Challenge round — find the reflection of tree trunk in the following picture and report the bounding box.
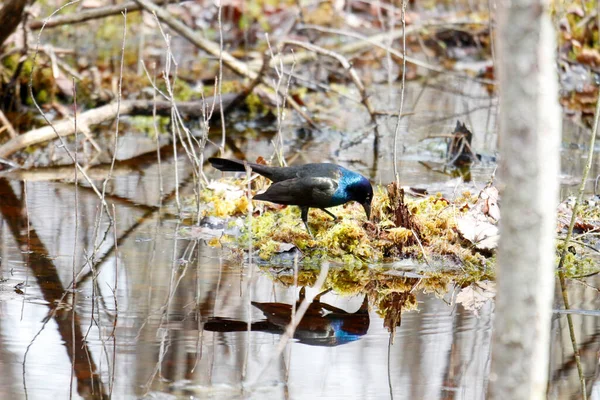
[489,0,560,398]
[440,311,462,399]
[0,178,107,399]
[0,0,29,47]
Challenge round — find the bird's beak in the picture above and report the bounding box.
[362,203,371,221]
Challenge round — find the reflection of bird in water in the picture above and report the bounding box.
[204,288,370,347]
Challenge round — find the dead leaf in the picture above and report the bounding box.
[274,242,296,253]
[456,186,500,250]
[566,4,585,17]
[207,180,245,201]
[480,186,500,221]
[456,215,499,250]
[576,48,600,67]
[456,281,496,316]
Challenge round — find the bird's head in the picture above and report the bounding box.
[343,173,373,221]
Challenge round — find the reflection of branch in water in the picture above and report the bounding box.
[73,144,212,288]
[549,330,600,386]
[0,178,107,398]
[141,226,199,393]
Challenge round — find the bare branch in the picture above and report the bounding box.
[282,39,380,145]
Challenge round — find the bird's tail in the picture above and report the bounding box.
[208,157,248,172]
[209,157,276,180]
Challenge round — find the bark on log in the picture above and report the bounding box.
[488,0,560,398]
[0,94,236,158]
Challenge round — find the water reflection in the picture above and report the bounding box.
[205,288,370,347]
[0,76,599,399]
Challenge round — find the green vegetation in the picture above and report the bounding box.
[194,176,600,282]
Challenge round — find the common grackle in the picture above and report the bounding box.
[209,157,373,236]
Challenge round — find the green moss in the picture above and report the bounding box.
[557,244,600,278]
[245,91,269,117]
[171,79,196,102]
[192,177,501,280]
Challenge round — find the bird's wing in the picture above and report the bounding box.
[253,177,338,207]
[294,163,341,179]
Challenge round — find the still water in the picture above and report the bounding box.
[0,77,599,400]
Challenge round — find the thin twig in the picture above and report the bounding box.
[266,34,296,166]
[0,110,17,138]
[151,63,164,195]
[294,25,496,86]
[217,0,226,154]
[392,0,408,185]
[242,162,254,382]
[100,9,127,226]
[27,0,112,217]
[282,39,380,146]
[133,0,319,129]
[554,41,600,400]
[69,76,78,400]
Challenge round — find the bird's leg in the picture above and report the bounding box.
[300,207,315,239]
[320,208,337,221]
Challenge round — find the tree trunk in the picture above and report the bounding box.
[488,0,560,399]
[0,0,29,47]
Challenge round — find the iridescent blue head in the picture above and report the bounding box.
[337,168,373,220]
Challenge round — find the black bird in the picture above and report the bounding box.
[209,157,373,236]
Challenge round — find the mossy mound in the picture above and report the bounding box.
[192,177,600,280]
[194,177,496,274]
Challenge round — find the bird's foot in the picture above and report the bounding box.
[303,220,316,240]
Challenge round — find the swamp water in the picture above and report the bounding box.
[0,78,599,400]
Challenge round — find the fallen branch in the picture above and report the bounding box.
[28,0,171,30]
[0,94,236,158]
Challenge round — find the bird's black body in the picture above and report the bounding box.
[209,157,373,236]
